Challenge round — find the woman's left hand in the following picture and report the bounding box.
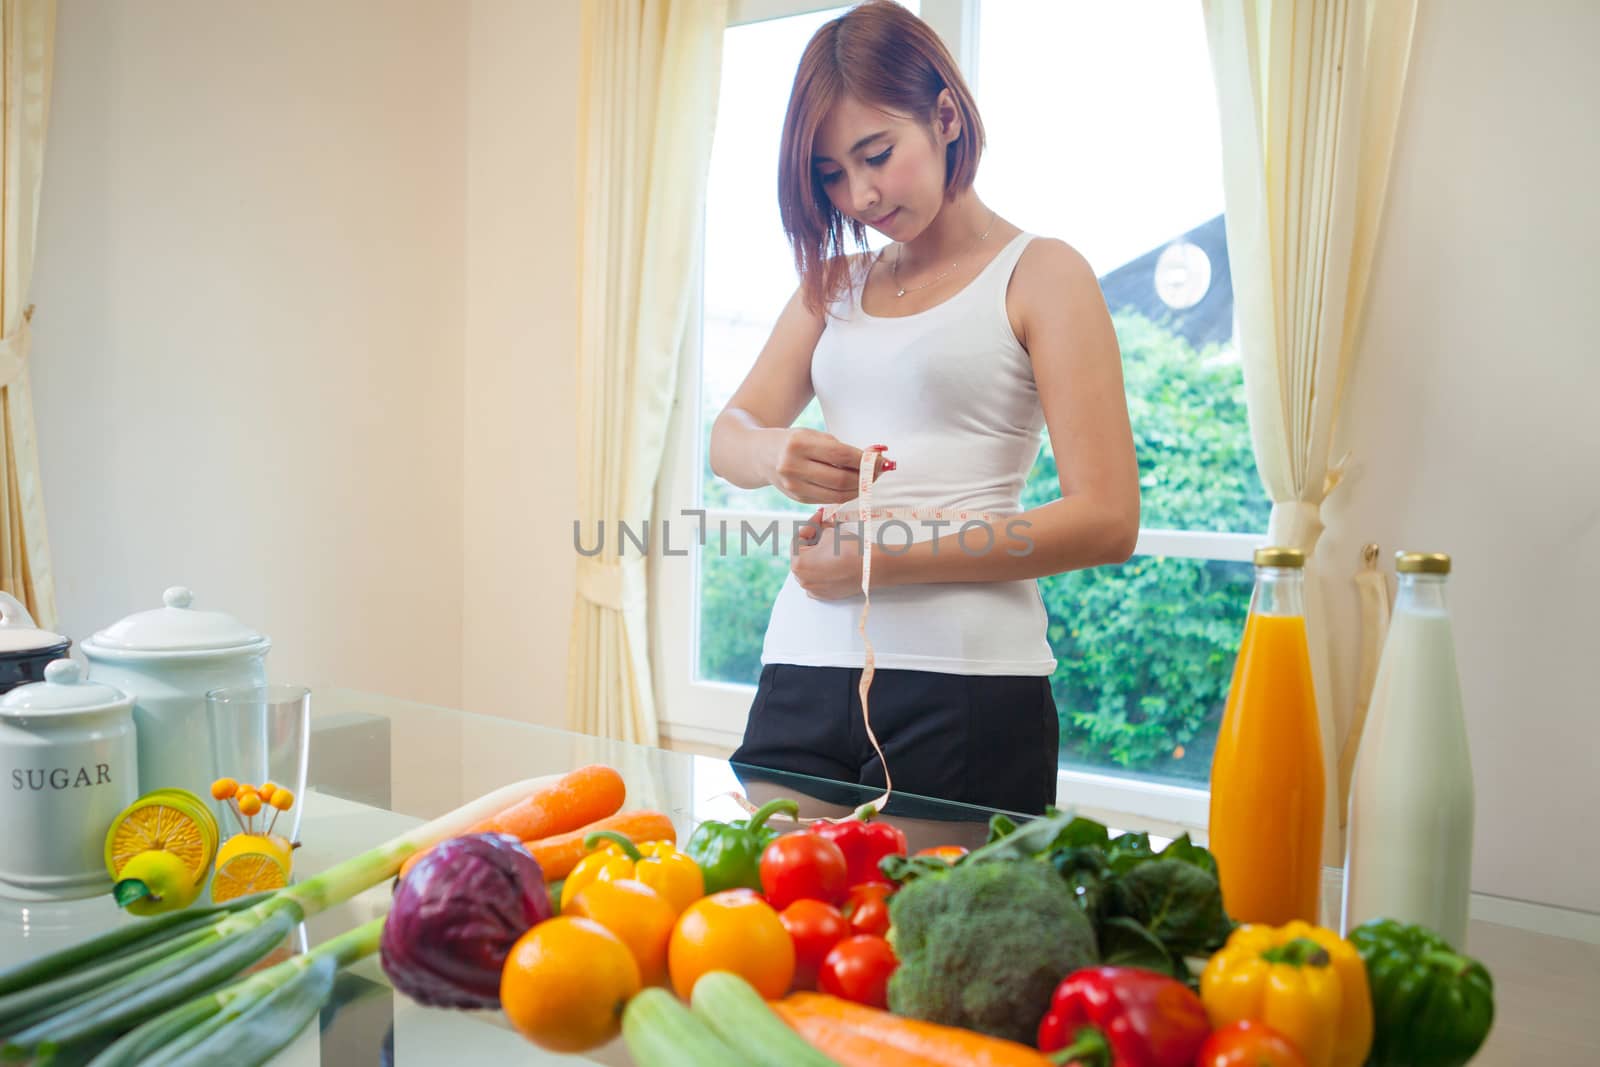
[791,510,868,600]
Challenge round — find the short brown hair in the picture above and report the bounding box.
[777,0,985,318]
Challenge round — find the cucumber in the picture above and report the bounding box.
[622,987,743,1067]
[689,971,840,1067]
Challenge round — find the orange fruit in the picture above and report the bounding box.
[501,917,641,1052]
[668,889,795,1000]
[104,789,219,882]
[566,879,675,987]
[211,833,293,903]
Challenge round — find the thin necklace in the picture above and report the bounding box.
[890,208,1000,298]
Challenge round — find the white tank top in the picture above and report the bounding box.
[760,231,1058,676]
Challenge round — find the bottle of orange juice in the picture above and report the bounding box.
[1208,546,1325,925]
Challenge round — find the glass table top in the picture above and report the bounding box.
[3,689,1595,1065]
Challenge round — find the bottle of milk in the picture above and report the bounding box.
[1342,552,1475,947]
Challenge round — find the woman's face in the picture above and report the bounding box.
[812,92,959,239]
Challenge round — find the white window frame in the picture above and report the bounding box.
[653,0,1232,831]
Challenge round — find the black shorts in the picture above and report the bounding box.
[730,664,1061,816]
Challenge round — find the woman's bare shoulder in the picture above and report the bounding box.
[1007,235,1109,347]
[1015,235,1097,290]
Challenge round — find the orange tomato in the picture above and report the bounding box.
[913,844,969,860]
[669,889,795,999]
[500,917,641,1052]
[567,879,676,987]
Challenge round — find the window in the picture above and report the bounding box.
[655,0,1266,826]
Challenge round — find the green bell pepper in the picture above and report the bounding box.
[1348,918,1494,1067]
[684,798,798,893]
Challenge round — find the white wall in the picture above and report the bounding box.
[31,2,469,706]
[459,0,582,729]
[1323,0,1600,912]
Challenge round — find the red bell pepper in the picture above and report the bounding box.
[813,815,907,887]
[1037,967,1211,1067]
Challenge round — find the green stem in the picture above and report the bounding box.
[90,918,385,1067]
[0,898,260,1000]
[1420,948,1477,978]
[585,830,643,862]
[5,909,297,1055]
[1,924,222,1030]
[1260,937,1331,968]
[1050,1026,1111,1067]
[747,798,799,835]
[85,996,223,1067]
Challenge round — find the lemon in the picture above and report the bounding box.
[113,849,202,916]
[210,832,293,903]
[104,788,219,883]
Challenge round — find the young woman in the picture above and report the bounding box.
[708,0,1139,815]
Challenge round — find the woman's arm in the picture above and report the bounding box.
[710,276,886,504]
[709,286,821,489]
[866,239,1139,587]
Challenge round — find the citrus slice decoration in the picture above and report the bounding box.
[211,832,293,903]
[104,789,219,882]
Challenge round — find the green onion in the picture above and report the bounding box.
[90,918,385,1067]
[0,899,261,1000]
[1,775,550,1061]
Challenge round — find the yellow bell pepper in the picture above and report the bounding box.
[1200,920,1374,1067]
[559,829,704,914]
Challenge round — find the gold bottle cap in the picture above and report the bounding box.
[1396,551,1451,574]
[1253,547,1306,568]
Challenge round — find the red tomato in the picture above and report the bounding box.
[1197,1021,1309,1067]
[779,899,850,990]
[819,935,898,1009]
[760,831,849,910]
[842,882,893,938]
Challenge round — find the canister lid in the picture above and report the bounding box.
[83,587,266,654]
[0,592,71,653]
[0,659,132,716]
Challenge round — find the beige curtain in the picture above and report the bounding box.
[1338,543,1391,827]
[568,0,728,744]
[0,0,56,628]
[1204,0,1417,855]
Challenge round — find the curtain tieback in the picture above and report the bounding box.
[0,306,36,390]
[576,555,648,613]
[1267,500,1326,556]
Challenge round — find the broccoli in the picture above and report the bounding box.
[886,859,1097,1044]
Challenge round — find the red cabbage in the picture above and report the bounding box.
[380,832,551,1009]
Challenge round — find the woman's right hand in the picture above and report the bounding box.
[768,428,893,505]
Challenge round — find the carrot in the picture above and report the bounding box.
[522,809,677,881]
[398,764,625,879]
[778,993,1055,1067]
[771,1001,942,1066]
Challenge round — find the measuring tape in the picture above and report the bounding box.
[729,446,897,824]
[848,445,891,816]
[820,504,1005,526]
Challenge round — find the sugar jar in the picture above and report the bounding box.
[0,659,138,900]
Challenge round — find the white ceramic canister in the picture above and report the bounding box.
[0,659,139,900]
[0,591,74,694]
[81,587,270,801]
